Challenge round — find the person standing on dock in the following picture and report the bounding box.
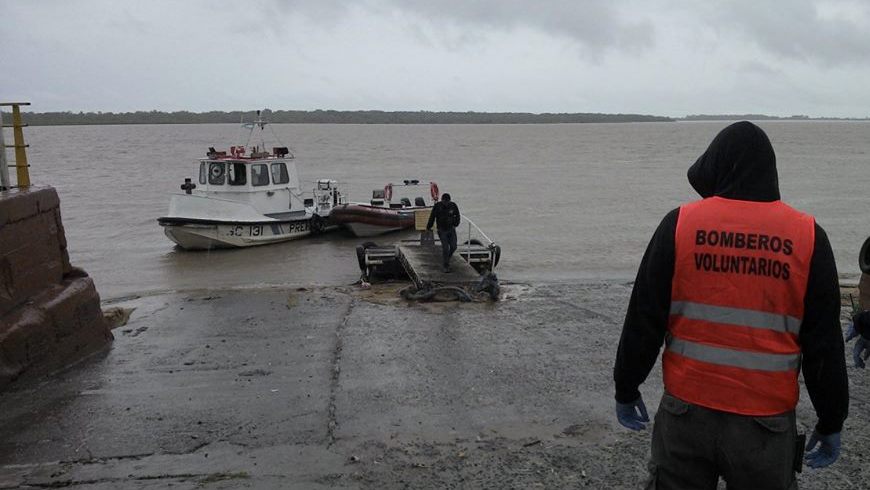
[613,121,848,489]
[426,193,461,273]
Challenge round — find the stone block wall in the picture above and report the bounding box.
[0,186,112,389]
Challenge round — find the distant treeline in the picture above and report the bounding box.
[683,114,870,121]
[2,109,673,126]
[684,114,811,121]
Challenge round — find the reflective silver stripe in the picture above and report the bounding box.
[667,336,801,372]
[671,301,801,335]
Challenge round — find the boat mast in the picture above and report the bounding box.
[242,109,269,153]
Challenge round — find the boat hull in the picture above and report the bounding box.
[330,204,422,237]
[344,222,405,237]
[159,218,318,250]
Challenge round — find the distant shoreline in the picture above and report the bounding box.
[6,110,672,126]
[3,109,868,126]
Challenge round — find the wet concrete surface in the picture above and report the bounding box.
[0,282,868,489]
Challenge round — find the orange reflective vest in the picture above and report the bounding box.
[664,196,815,415]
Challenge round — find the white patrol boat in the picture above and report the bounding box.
[158,113,345,250]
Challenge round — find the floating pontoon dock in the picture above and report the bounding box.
[358,211,501,289]
[397,239,493,288]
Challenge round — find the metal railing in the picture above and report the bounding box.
[457,214,499,270]
[460,215,494,248]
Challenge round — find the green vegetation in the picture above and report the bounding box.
[2,109,673,126]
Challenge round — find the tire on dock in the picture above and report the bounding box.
[310,215,326,235]
[355,241,379,273]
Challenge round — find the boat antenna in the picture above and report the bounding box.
[243,109,267,150]
[238,109,293,158]
[236,112,245,148]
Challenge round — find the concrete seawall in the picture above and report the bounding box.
[0,185,112,388]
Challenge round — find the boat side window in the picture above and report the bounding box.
[199,162,207,185]
[251,164,270,186]
[228,162,247,186]
[208,162,226,185]
[271,162,290,185]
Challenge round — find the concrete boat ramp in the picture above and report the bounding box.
[1,284,868,489]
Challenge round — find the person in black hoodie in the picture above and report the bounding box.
[426,193,461,272]
[613,121,848,489]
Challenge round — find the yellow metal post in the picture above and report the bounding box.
[0,102,31,188]
[0,110,7,190]
[11,105,29,187]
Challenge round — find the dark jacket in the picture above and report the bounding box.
[613,121,848,435]
[427,200,460,230]
[854,310,870,338]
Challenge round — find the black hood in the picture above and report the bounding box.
[687,121,780,202]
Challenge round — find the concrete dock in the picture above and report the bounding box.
[0,283,868,489]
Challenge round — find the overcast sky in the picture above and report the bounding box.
[2,0,869,117]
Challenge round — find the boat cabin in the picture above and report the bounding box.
[171,145,343,218]
[191,146,300,193]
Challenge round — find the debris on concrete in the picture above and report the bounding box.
[103,306,135,329]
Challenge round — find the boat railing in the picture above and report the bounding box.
[456,214,500,271]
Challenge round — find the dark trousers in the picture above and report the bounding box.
[437,227,458,267]
[648,393,798,490]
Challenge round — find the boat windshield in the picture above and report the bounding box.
[228,162,246,186]
[251,164,270,186]
[271,162,289,184]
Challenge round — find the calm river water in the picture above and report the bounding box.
[22,121,870,299]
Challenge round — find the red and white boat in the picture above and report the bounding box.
[330,180,439,237]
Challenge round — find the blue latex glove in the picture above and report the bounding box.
[845,322,870,368]
[805,430,841,468]
[616,396,649,431]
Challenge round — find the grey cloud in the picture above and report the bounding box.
[737,60,783,78]
[263,0,655,55]
[384,1,654,53]
[680,0,870,66]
